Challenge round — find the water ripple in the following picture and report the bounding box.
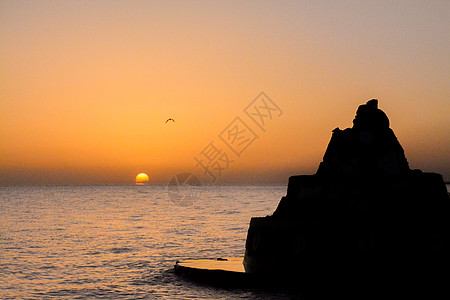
[0,185,286,299]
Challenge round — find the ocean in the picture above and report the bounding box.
[0,185,299,299]
[2,184,449,299]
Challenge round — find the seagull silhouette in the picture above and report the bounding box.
[165,118,175,124]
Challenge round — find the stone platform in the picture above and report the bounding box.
[174,257,253,287]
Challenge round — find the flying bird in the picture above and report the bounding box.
[165,118,175,124]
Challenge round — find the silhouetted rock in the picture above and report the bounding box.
[244,100,449,293]
[317,99,409,176]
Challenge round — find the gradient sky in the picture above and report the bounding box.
[1,0,449,185]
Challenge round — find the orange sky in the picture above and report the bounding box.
[1,1,449,185]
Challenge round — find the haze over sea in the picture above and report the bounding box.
[0,185,303,299]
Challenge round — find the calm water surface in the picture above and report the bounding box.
[0,185,298,299]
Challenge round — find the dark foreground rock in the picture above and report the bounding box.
[243,100,449,293]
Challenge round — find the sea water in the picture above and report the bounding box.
[2,184,449,299]
[0,185,295,299]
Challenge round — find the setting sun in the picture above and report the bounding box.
[135,173,150,185]
[0,1,448,186]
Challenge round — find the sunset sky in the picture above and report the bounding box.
[1,0,449,185]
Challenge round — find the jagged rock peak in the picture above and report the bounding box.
[317,99,409,176]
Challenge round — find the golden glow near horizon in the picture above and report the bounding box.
[135,173,150,185]
[1,1,449,185]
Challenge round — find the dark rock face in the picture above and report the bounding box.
[317,99,409,176]
[243,100,449,289]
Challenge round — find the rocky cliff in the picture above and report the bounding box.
[243,100,449,291]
